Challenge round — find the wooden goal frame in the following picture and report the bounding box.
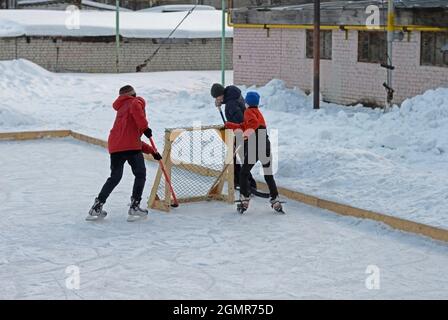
[147,125,235,212]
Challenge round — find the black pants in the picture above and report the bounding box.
[98,150,146,203]
[234,140,257,189]
[239,133,278,199]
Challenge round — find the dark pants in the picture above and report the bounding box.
[234,140,257,189]
[98,150,146,203]
[239,133,278,199]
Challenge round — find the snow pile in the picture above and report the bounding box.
[0,58,53,78]
[0,59,55,102]
[253,79,313,113]
[397,88,448,155]
[0,17,25,37]
[0,9,233,38]
[0,105,36,127]
[244,79,448,163]
[0,59,448,229]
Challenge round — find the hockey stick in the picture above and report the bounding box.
[217,106,226,124]
[149,137,179,208]
[207,145,242,197]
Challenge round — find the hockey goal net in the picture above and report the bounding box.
[148,125,235,211]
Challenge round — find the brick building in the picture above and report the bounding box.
[0,0,17,8]
[0,10,233,73]
[231,0,448,106]
[0,37,232,72]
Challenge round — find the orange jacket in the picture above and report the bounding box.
[225,107,267,139]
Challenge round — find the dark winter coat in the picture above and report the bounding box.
[108,95,155,155]
[223,85,246,124]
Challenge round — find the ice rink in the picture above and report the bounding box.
[0,138,447,299]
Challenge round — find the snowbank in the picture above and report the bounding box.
[0,9,233,38]
[0,105,36,127]
[0,17,25,37]
[256,79,448,162]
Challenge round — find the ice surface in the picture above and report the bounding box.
[0,139,447,299]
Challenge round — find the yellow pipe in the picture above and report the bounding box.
[387,2,395,32]
[226,0,448,32]
[403,26,448,32]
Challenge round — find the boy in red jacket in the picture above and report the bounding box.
[225,91,284,214]
[87,85,162,221]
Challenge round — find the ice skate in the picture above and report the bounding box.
[127,197,149,222]
[270,196,285,214]
[236,194,250,214]
[86,197,107,221]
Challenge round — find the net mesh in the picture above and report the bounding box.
[150,126,234,210]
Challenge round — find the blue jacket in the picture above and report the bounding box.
[223,85,246,124]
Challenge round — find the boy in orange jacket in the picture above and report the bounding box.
[225,92,284,214]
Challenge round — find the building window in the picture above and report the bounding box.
[306,30,332,60]
[421,32,448,67]
[358,31,387,64]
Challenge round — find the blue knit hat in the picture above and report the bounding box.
[245,91,260,107]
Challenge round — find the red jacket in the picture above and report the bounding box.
[225,106,267,139]
[108,95,155,154]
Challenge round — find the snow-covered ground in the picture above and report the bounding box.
[1,59,447,229]
[0,138,447,299]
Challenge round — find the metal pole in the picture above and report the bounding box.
[115,0,120,73]
[385,0,395,112]
[313,0,320,110]
[221,0,226,86]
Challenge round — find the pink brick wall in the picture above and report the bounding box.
[233,28,448,106]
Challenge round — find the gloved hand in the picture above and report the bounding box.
[143,128,152,139]
[152,152,162,161]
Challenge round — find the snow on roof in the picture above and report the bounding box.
[0,9,233,39]
[139,5,216,13]
[81,0,132,11]
[17,0,133,11]
[17,0,60,5]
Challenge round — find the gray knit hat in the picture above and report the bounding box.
[119,85,135,96]
[210,83,225,98]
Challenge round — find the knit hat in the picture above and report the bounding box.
[245,91,260,107]
[119,85,136,96]
[211,83,225,98]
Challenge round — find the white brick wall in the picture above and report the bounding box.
[234,28,448,106]
[0,36,233,73]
